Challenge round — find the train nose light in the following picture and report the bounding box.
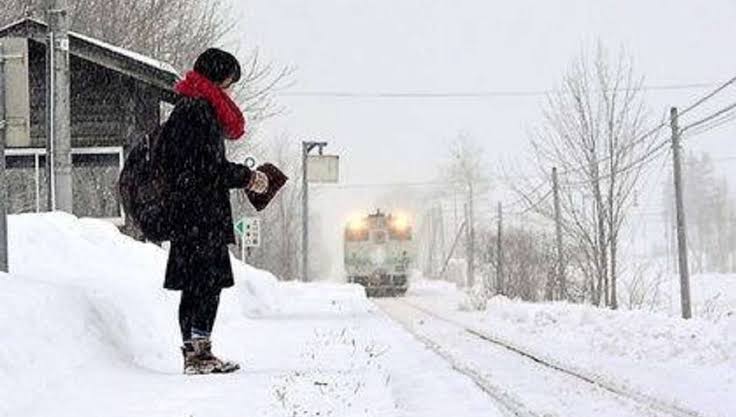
[391,214,409,231]
[348,218,367,231]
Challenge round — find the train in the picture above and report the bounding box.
[343,209,416,297]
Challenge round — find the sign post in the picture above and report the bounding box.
[235,217,261,262]
[301,141,340,282]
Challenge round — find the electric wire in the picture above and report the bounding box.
[278,83,715,99]
[680,101,736,137]
[678,75,736,117]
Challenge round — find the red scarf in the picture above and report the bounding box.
[174,70,246,140]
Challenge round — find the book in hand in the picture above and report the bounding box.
[246,163,288,211]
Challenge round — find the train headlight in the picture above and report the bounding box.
[391,214,410,231]
[348,217,367,231]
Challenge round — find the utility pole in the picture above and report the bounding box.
[437,205,446,269]
[466,185,476,288]
[453,190,458,237]
[301,141,327,282]
[439,220,466,280]
[0,41,9,272]
[45,0,73,212]
[425,209,435,277]
[670,107,692,319]
[496,202,503,295]
[552,167,565,300]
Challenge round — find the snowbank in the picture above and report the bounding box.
[8,212,285,318]
[0,213,286,416]
[679,273,736,319]
[479,297,736,416]
[1,213,495,417]
[483,296,736,369]
[406,283,736,417]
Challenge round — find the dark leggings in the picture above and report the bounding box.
[179,288,221,342]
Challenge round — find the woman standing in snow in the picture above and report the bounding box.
[159,48,268,374]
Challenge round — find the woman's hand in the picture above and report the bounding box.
[247,171,269,194]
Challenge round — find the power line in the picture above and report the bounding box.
[315,75,736,220]
[680,101,736,137]
[312,172,546,190]
[684,110,736,139]
[320,75,735,194]
[473,74,736,219]
[549,73,736,181]
[679,75,736,117]
[510,189,553,216]
[278,83,715,100]
[562,138,672,187]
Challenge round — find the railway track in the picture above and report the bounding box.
[375,297,713,417]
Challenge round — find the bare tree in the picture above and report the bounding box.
[663,152,736,273]
[445,132,489,287]
[517,44,656,308]
[230,133,302,280]
[622,261,666,311]
[478,224,556,302]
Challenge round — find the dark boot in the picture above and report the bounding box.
[192,338,240,374]
[181,342,214,375]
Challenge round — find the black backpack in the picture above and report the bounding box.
[118,126,172,241]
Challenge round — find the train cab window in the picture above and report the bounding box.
[389,227,412,241]
[345,228,369,241]
[372,230,387,244]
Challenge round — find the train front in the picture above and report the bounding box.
[343,210,415,297]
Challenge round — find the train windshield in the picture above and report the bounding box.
[389,227,412,241]
[345,228,369,241]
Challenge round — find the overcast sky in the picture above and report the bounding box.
[226,0,736,277]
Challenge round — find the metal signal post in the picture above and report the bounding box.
[301,141,328,282]
[0,42,8,272]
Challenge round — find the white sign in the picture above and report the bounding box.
[1,38,30,147]
[235,217,261,247]
[307,154,340,183]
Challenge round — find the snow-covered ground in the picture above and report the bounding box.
[5,213,734,416]
[407,278,736,417]
[0,213,501,417]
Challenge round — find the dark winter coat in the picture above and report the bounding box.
[158,97,252,291]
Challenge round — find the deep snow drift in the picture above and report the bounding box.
[1,213,285,415]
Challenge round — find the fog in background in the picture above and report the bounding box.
[225,0,736,280]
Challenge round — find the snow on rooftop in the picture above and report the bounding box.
[0,17,179,78]
[70,30,179,77]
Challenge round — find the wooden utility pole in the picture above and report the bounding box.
[0,41,8,272]
[670,107,692,319]
[437,205,446,268]
[426,208,436,277]
[552,167,565,300]
[467,186,476,288]
[438,220,467,279]
[46,0,73,212]
[496,202,503,295]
